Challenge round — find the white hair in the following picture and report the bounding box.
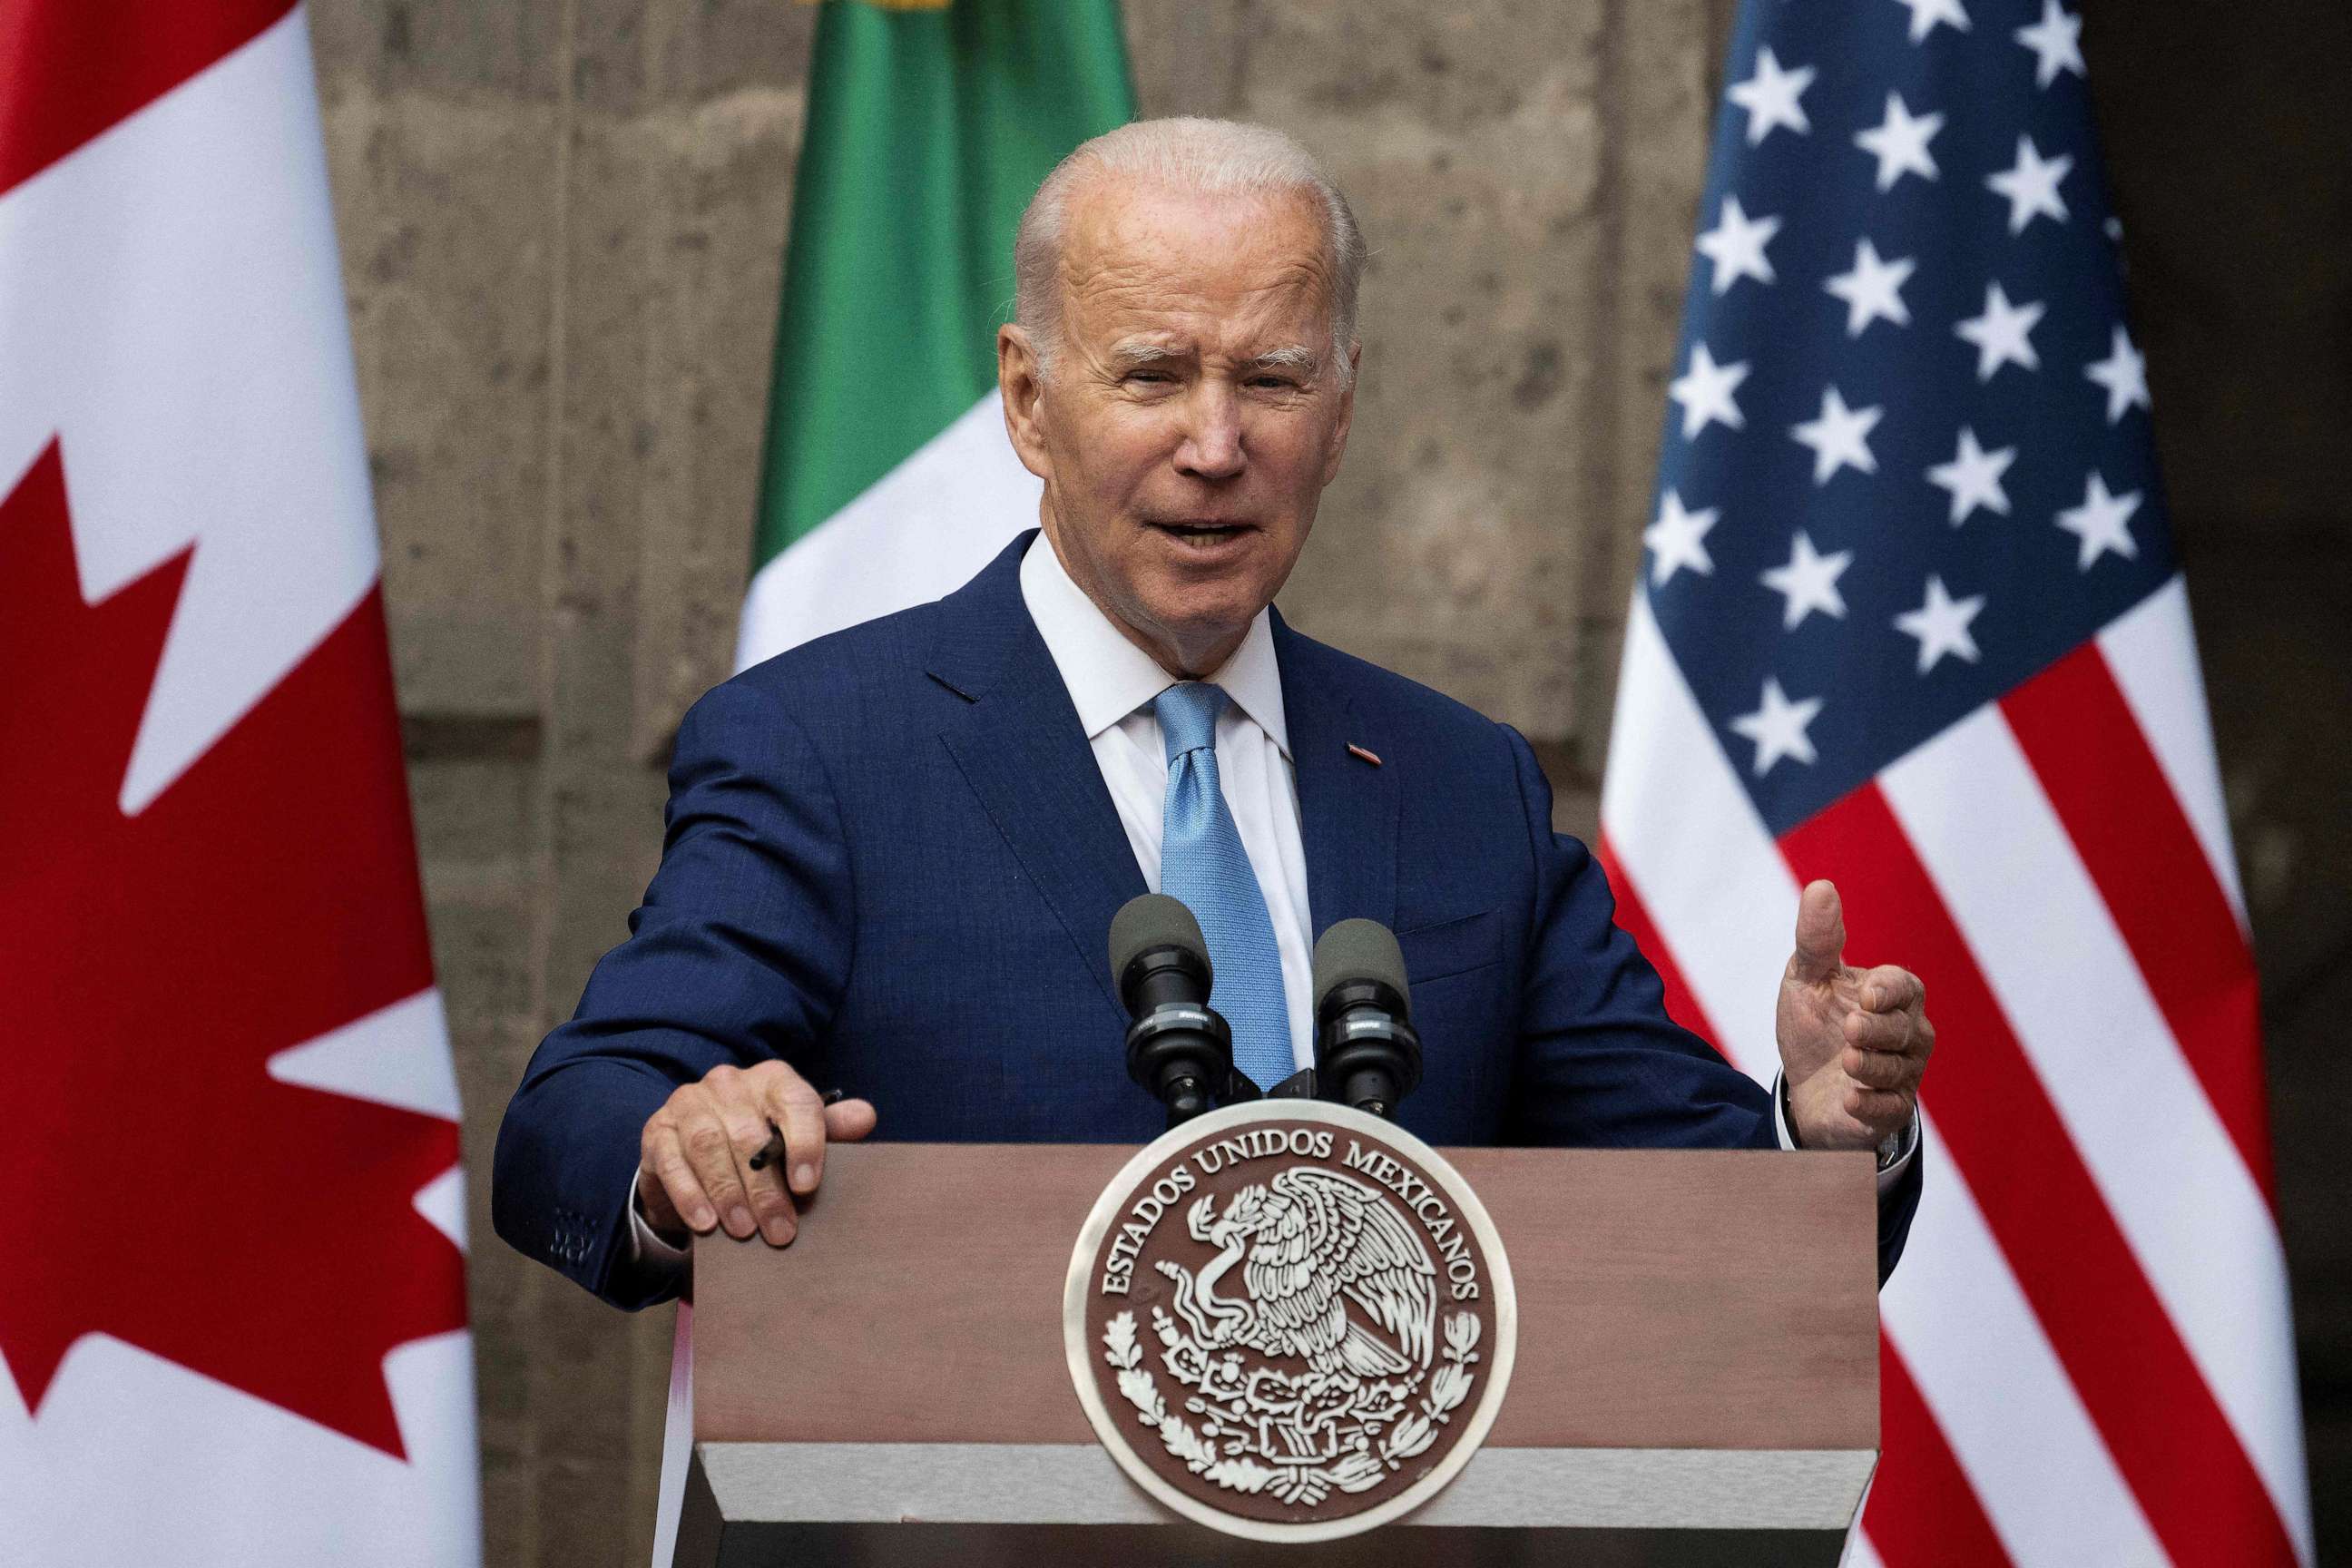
[1013,117,1367,383]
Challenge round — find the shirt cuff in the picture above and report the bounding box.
[1773,1072,1920,1199]
[623,1170,692,1279]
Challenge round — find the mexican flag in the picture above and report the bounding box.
[732,0,1137,671]
[649,7,1133,1555]
[0,4,477,1563]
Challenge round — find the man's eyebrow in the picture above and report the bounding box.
[1105,341,1319,372]
[1249,345,1319,373]
[1110,341,1189,366]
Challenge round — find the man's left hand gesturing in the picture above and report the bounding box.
[1778,879,1934,1151]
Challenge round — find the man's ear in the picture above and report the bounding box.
[998,324,1053,482]
[1320,340,1362,488]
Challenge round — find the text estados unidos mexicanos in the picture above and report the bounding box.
[1099,1130,1483,1301]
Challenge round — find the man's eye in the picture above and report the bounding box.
[1125,370,1172,385]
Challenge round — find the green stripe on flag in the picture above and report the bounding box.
[751,0,1136,570]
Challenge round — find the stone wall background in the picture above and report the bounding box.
[307,1,2350,1562]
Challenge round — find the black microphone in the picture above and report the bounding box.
[1312,918,1423,1119]
[1111,894,1237,1128]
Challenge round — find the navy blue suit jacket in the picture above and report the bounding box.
[494,533,1919,1308]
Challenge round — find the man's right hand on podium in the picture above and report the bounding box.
[634,1062,877,1249]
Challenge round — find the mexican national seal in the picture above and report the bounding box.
[1064,1100,1515,1542]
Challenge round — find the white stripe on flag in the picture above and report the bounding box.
[1602,591,2169,1565]
[1882,1113,2166,1566]
[1881,709,2310,1558]
[1599,593,1794,1079]
[2096,576,2249,932]
[734,390,1041,671]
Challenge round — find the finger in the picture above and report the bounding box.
[764,1071,832,1198]
[703,1066,801,1244]
[824,1097,879,1143]
[1788,880,1847,983]
[713,1101,798,1247]
[642,1123,716,1234]
[1858,965,1925,1014]
[1842,1008,1914,1053]
[1841,1044,1913,1090]
[679,1109,759,1240]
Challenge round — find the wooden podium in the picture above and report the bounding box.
[673,1142,1879,1566]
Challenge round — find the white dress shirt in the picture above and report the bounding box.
[1018,534,1320,1073]
[626,532,1912,1262]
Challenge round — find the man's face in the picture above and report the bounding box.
[1000,179,1357,676]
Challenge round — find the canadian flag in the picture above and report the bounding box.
[0,5,480,1563]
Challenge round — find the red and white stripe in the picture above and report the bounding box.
[1599,589,2310,1566]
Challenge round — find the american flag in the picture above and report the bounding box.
[1595,2,2311,1563]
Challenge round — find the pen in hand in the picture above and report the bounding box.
[748,1086,848,1173]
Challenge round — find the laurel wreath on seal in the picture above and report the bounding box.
[1102,1307,1483,1507]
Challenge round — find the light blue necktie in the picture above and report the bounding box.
[1154,681,1292,1092]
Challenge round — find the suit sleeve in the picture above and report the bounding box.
[1497,725,1921,1280]
[491,679,857,1309]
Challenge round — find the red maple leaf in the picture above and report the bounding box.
[0,440,466,1456]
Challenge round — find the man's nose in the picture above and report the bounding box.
[1174,386,1245,480]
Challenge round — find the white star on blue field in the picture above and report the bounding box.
[1646,0,2170,832]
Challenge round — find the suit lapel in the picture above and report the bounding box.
[924,548,1403,1012]
[1275,612,1399,937]
[929,535,1144,1015]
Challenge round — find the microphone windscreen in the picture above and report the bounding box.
[1110,893,1211,988]
[1313,918,1412,1021]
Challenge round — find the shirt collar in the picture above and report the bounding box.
[1019,532,1291,760]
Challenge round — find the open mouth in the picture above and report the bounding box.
[1149,521,1255,544]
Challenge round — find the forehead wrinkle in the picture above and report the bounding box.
[1079,271,1329,354]
[1054,183,1339,347]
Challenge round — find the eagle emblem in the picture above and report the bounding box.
[1160,1167,1437,1382]
[1103,1165,1484,1508]
[1070,1102,1512,1538]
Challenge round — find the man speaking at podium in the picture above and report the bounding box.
[492,119,1931,1308]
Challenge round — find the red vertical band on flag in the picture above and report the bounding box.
[0,0,298,200]
[1999,642,2272,1194]
[1596,834,1720,1046]
[1864,1341,2014,1568]
[1782,784,2298,1568]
